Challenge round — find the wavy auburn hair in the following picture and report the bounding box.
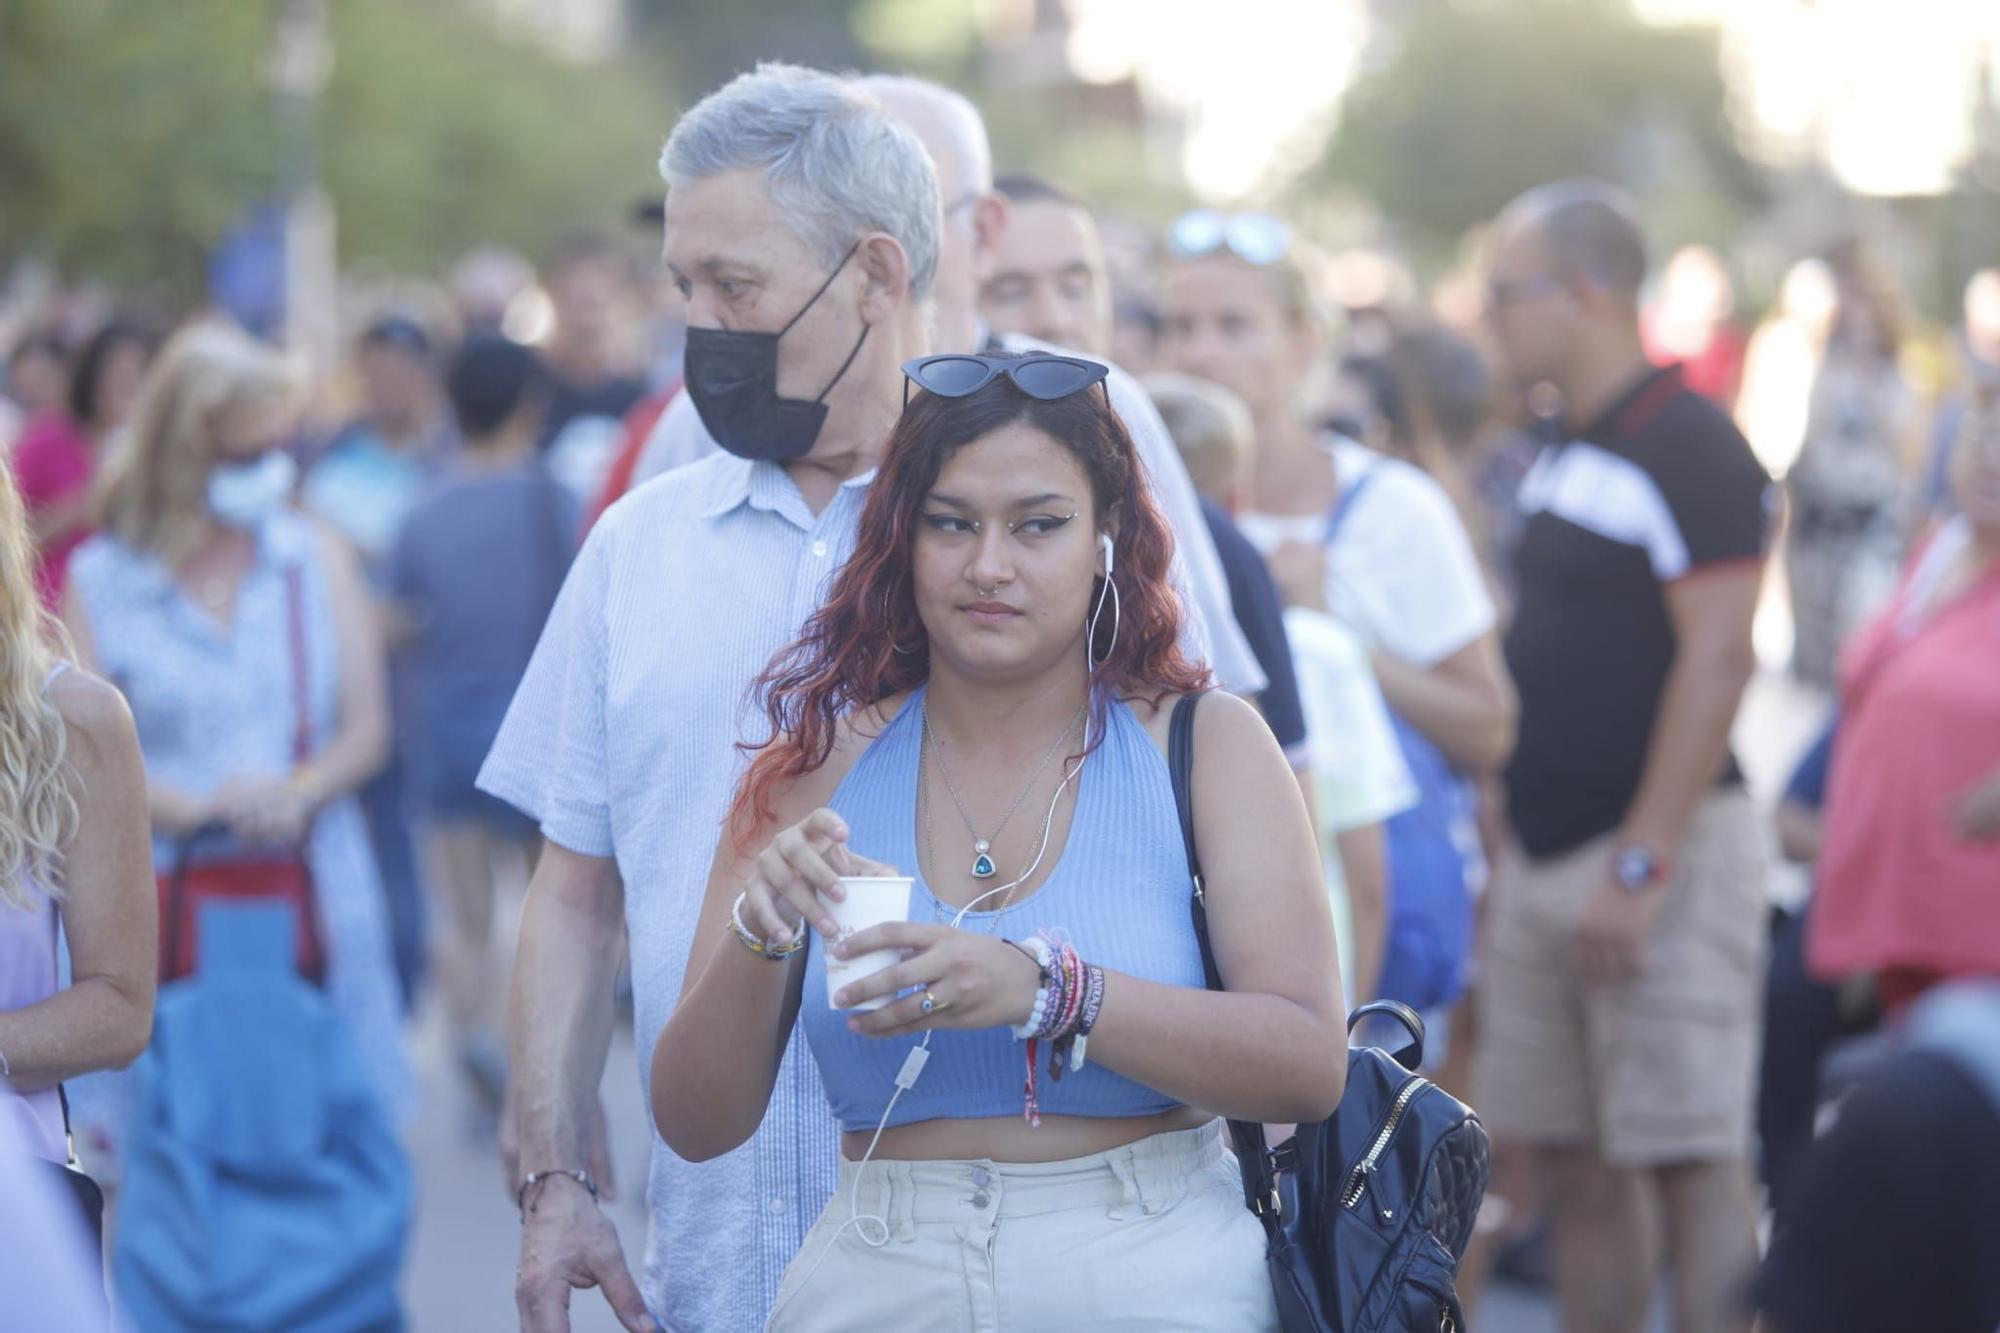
[728,362,1210,839]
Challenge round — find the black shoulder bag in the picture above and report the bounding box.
[1170,693,1491,1332]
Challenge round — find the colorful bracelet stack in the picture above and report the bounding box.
[1008,930,1106,1127]
[727,891,804,960]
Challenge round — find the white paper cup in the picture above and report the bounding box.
[822,875,913,1011]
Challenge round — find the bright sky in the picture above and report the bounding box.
[1629,0,1999,195]
[1063,0,1370,202]
[1066,0,1999,201]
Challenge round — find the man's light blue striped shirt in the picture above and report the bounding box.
[479,453,866,1332]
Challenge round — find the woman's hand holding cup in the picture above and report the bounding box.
[834,925,1045,1038]
[740,807,899,949]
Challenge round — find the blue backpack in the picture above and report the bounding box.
[114,902,410,1332]
[1326,470,1476,1012]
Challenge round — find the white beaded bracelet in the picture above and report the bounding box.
[1009,937,1056,1039]
[728,892,804,960]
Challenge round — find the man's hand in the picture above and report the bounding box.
[1574,879,1666,985]
[517,1174,657,1333]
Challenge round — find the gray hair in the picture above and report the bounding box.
[661,63,941,299]
[858,74,992,197]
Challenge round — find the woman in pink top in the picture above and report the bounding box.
[1808,392,2000,1010]
[11,321,154,609]
[0,461,154,1170]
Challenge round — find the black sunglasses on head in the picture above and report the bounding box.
[901,352,1111,409]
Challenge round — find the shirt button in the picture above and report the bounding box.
[768,1197,785,1214]
[971,1191,990,1209]
[811,539,829,558]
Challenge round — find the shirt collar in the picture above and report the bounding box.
[1576,361,1683,441]
[696,453,875,524]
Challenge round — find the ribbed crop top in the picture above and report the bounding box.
[800,686,1207,1132]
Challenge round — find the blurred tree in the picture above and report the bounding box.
[1315,0,1766,264]
[321,0,670,275]
[0,0,676,303]
[628,0,870,98]
[0,0,278,303]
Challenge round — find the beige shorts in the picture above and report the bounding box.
[765,1123,1278,1332]
[1473,790,1768,1166]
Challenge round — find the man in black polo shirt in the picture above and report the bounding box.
[1472,180,1774,1333]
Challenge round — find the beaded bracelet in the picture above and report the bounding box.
[517,1168,599,1215]
[1009,936,1056,1039]
[728,892,804,960]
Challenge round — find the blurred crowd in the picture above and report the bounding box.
[3,57,1998,1333]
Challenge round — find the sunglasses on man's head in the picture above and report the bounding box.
[901,352,1111,409]
[1167,210,1291,267]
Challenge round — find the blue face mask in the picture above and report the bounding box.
[681,242,869,463]
[206,451,298,529]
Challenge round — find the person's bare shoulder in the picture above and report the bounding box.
[1121,687,1265,762]
[48,666,143,784]
[762,691,916,826]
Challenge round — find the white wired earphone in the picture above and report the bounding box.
[767,531,1119,1316]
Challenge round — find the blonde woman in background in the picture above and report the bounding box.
[0,458,154,1226]
[59,324,411,1159]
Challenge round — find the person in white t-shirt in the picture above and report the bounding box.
[1159,212,1515,1014]
[1157,215,1513,771]
[1284,608,1417,1006]
[1147,369,1417,1006]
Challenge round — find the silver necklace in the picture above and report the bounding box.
[922,698,1086,880]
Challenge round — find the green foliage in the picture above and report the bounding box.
[0,0,677,301]
[1317,0,1764,260]
[320,0,672,275]
[0,0,279,300]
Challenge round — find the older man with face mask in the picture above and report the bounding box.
[632,75,1264,700]
[481,65,942,1333]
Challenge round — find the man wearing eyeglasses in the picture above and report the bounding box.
[1474,180,1773,1333]
[626,75,1266,705]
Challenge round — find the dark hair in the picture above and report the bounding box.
[7,333,66,371]
[1336,353,1411,448]
[543,230,625,278]
[68,320,155,427]
[1508,178,1648,301]
[445,334,545,438]
[358,314,434,363]
[1390,325,1491,446]
[728,355,1209,837]
[994,172,1086,211]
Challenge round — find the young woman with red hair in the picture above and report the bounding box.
[652,352,1343,1329]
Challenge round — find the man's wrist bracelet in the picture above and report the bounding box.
[518,1168,599,1214]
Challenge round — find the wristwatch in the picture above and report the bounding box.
[1613,844,1668,892]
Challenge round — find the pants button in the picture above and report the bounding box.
[971,1191,991,1209]
[972,1167,991,1187]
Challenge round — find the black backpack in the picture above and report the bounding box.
[1171,694,1491,1332]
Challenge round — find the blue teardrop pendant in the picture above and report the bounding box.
[971,840,997,879]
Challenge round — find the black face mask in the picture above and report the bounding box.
[682,242,870,462]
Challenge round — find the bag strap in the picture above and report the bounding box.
[1321,459,1376,545]
[1170,694,1285,1226]
[282,564,329,983]
[284,564,311,766]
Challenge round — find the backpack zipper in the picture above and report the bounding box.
[1341,1076,1431,1209]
